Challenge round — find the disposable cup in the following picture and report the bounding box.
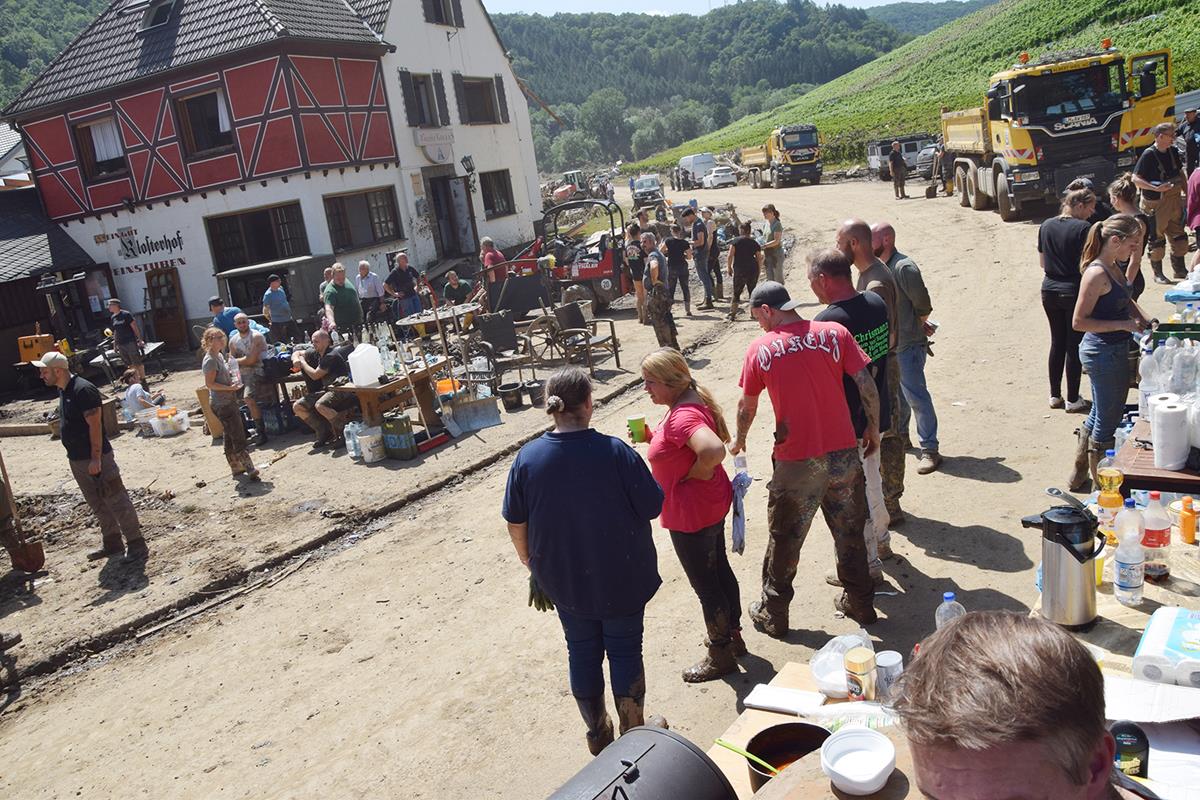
[627,415,648,443]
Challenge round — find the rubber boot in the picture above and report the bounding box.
[1172,255,1189,280]
[574,696,614,756]
[252,418,268,446]
[307,414,332,447]
[1088,439,1114,490]
[613,694,668,734]
[1152,260,1171,285]
[1068,427,1092,492]
[682,617,738,683]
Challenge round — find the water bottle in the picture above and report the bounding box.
[1142,491,1172,581]
[1114,500,1145,606]
[1186,304,1196,324]
[934,592,966,630]
[734,454,748,475]
[227,353,242,388]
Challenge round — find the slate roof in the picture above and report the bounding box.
[3,0,386,118]
[0,123,22,160]
[353,0,392,34]
[0,188,96,283]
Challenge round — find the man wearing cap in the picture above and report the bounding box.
[107,298,144,382]
[686,207,715,310]
[261,274,301,344]
[1133,122,1190,279]
[1177,108,1199,177]
[36,352,147,562]
[731,280,880,631]
[384,252,422,320]
[888,141,908,200]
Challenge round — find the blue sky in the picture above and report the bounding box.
[485,0,913,15]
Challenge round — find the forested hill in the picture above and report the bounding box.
[0,0,109,109]
[492,2,905,110]
[866,0,996,36]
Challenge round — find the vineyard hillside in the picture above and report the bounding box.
[631,0,1200,171]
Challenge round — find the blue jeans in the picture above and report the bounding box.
[694,248,713,302]
[1079,334,1130,444]
[896,345,939,451]
[557,607,645,699]
[667,264,691,307]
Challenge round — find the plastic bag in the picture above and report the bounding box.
[810,629,872,698]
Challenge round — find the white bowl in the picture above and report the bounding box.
[820,727,896,796]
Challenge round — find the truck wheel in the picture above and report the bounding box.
[967,169,989,210]
[996,173,1021,222]
[811,175,821,185]
[772,169,781,189]
[956,167,970,207]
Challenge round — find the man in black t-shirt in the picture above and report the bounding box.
[809,249,892,581]
[661,223,693,315]
[1177,108,1199,177]
[1133,122,1189,277]
[36,351,146,561]
[888,141,908,199]
[384,252,423,321]
[107,298,145,382]
[291,330,357,448]
[727,221,764,320]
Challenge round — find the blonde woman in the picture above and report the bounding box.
[1107,172,1153,295]
[201,327,259,482]
[635,348,740,682]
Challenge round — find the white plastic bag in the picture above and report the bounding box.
[810,629,873,698]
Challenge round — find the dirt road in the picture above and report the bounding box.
[0,179,1163,797]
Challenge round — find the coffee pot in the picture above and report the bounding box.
[1021,488,1105,629]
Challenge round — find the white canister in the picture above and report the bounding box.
[875,650,904,702]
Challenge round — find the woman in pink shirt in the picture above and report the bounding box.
[636,348,740,682]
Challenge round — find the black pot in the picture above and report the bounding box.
[745,722,830,791]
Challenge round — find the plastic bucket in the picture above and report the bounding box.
[498,382,524,411]
[523,380,545,407]
[436,378,462,398]
[149,409,188,437]
[359,427,386,463]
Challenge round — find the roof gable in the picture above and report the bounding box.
[3,0,384,119]
[0,188,96,283]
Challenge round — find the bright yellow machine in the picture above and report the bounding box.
[942,42,1174,220]
[741,124,823,189]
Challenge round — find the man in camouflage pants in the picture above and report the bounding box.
[641,232,679,350]
[732,281,880,632]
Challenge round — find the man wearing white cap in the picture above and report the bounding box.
[36,352,147,562]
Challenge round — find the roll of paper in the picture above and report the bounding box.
[1133,652,1176,684]
[1153,403,1190,470]
[1149,392,1180,444]
[1175,659,1200,689]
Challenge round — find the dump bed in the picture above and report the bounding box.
[941,108,989,154]
[741,144,769,168]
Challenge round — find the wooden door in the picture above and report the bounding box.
[146,267,187,350]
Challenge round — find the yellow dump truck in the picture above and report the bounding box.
[943,43,1175,221]
[741,124,822,188]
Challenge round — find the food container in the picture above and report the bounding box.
[149,408,188,437]
[820,727,896,796]
[744,722,830,791]
[844,647,877,701]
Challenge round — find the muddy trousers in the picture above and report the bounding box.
[647,284,679,350]
[859,443,889,573]
[762,447,873,620]
[670,522,741,647]
[69,452,143,550]
[881,358,906,514]
[556,607,645,699]
[1141,190,1190,262]
[763,249,784,284]
[213,403,255,475]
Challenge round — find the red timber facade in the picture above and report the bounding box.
[21,51,398,222]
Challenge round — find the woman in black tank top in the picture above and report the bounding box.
[1067,214,1150,490]
[1108,172,1157,292]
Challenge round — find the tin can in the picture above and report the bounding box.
[844,647,876,701]
[875,650,904,702]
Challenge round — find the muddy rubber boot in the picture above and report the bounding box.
[1068,427,1092,492]
[252,418,268,446]
[574,696,614,756]
[682,617,738,683]
[1152,260,1171,284]
[1172,255,1189,280]
[731,628,748,657]
[1088,439,1114,490]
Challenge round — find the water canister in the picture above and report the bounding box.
[382,414,417,460]
[548,726,736,800]
[344,421,363,459]
[348,343,384,386]
[358,426,386,463]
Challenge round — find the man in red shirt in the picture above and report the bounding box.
[479,236,507,284]
[731,281,881,630]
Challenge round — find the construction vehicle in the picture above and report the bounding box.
[943,41,1174,221]
[742,124,823,188]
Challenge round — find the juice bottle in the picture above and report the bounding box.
[1142,491,1172,582]
[1180,496,1197,546]
[1096,450,1123,545]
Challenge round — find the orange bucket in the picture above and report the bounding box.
[436,378,461,396]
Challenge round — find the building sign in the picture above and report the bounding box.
[415,128,455,165]
[97,225,189,275]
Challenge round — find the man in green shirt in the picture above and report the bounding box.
[322,263,362,335]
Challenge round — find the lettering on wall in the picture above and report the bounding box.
[116,229,184,260]
[112,257,188,276]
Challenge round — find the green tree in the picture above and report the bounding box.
[550,130,603,170]
[578,88,631,161]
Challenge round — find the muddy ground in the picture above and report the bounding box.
[0,179,1173,797]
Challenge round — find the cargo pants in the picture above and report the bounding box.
[68,452,143,551]
[881,358,906,517]
[760,447,874,623]
[646,283,679,350]
[1141,188,1189,261]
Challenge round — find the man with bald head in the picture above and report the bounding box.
[873,222,941,474]
[838,219,905,529]
[292,329,355,448]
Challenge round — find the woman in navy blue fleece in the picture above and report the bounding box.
[503,367,666,755]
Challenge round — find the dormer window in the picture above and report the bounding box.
[125,0,175,31]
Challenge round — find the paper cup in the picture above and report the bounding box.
[627,415,648,443]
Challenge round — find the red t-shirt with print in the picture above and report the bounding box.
[738,319,869,462]
[646,403,732,533]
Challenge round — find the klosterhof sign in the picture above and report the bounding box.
[415,128,454,165]
[97,226,190,276]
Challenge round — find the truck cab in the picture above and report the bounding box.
[944,44,1174,221]
[742,124,823,188]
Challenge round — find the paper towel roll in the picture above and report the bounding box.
[1149,392,1180,444]
[1175,659,1200,689]
[1133,653,1176,684]
[1153,403,1190,470]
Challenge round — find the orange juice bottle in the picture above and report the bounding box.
[1180,496,1197,546]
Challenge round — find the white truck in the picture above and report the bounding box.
[678,153,716,190]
